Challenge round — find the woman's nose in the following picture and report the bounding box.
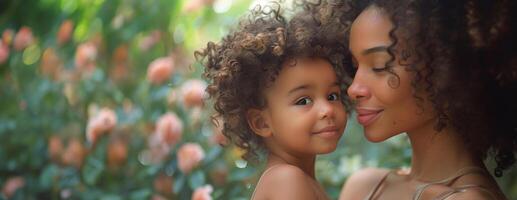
[347,74,370,101]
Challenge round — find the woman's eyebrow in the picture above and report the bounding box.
[362,46,388,55]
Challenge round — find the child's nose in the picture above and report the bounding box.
[318,100,335,120]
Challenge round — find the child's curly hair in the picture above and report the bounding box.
[195,3,350,162]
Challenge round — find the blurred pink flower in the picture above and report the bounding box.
[177,143,204,174]
[61,138,86,169]
[13,26,34,51]
[153,173,173,195]
[191,185,213,200]
[183,0,213,13]
[139,30,161,51]
[48,135,64,162]
[181,79,207,108]
[75,42,97,73]
[146,57,174,85]
[107,139,128,169]
[156,112,183,146]
[40,48,63,80]
[0,42,9,64]
[110,45,130,82]
[2,29,14,46]
[1,176,25,198]
[57,20,74,45]
[86,108,117,143]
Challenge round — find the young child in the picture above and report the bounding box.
[196,5,350,200]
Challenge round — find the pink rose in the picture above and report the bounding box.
[156,112,183,145]
[61,138,85,169]
[57,20,74,45]
[147,132,172,164]
[40,48,63,80]
[177,143,204,174]
[139,30,161,51]
[181,79,207,108]
[2,176,25,198]
[2,29,14,46]
[48,135,64,162]
[153,173,173,195]
[191,185,213,200]
[13,26,34,51]
[75,42,97,73]
[183,0,213,13]
[107,139,128,169]
[146,57,174,85]
[86,108,117,143]
[0,42,9,64]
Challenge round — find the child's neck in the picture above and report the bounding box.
[266,152,316,178]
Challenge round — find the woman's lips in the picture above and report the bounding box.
[356,108,383,126]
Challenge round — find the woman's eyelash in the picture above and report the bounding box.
[372,67,386,72]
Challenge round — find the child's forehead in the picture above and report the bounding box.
[266,57,338,90]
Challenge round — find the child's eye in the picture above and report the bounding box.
[295,97,313,105]
[328,93,340,101]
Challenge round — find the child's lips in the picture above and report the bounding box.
[313,126,340,138]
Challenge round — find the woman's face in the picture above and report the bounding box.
[347,6,435,142]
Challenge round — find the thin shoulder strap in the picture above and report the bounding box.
[364,170,392,200]
[413,167,486,200]
[250,165,284,200]
[432,184,498,200]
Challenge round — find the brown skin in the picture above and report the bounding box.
[250,57,347,200]
[339,6,506,200]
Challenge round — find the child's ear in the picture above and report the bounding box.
[246,109,272,138]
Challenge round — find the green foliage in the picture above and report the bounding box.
[0,0,516,199]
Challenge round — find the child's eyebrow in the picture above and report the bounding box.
[288,85,310,95]
[287,82,340,95]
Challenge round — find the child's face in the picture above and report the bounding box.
[260,57,347,155]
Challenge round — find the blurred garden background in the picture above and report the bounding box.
[0,0,516,199]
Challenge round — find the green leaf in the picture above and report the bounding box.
[82,156,105,185]
[188,170,205,189]
[129,189,152,200]
[228,167,255,182]
[173,174,186,194]
[39,164,59,189]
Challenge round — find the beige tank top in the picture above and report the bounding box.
[364,167,499,200]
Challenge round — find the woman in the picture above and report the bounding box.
[308,0,517,199]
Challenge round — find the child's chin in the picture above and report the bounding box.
[318,145,338,154]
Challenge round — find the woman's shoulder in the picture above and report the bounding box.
[253,164,318,200]
[339,167,391,200]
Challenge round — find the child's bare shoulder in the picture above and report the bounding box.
[263,164,307,179]
[255,164,317,200]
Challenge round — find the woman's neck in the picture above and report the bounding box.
[266,151,316,178]
[406,120,485,181]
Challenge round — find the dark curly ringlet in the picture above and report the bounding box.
[195,3,351,163]
[305,0,517,176]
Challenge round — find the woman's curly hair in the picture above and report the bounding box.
[307,0,517,176]
[195,3,350,162]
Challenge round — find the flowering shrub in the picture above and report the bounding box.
[0,0,516,200]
